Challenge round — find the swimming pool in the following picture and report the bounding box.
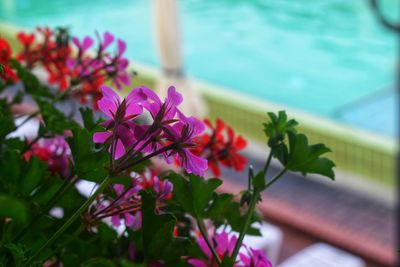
[0,0,398,137]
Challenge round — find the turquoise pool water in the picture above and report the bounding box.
[0,0,398,137]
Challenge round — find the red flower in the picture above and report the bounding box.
[0,37,18,82]
[193,119,247,176]
[16,32,35,48]
[0,37,12,62]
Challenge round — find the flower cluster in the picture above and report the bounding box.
[87,169,173,230]
[16,27,132,108]
[67,32,131,107]
[17,27,71,89]
[23,136,71,177]
[0,37,18,82]
[93,85,208,176]
[192,118,247,176]
[188,231,271,267]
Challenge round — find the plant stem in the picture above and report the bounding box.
[264,168,287,190]
[26,175,111,264]
[263,149,273,175]
[196,218,222,266]
[116,143,176,173]
[230,188,260,266]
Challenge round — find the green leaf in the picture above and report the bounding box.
[0,195,28,223]
[189,175,222,217]
[0,150,21,193]
[0,99,15,139]
[263,111,298,148]
[35,97,77,135]
[141,191,191,261]
[21,156,46,196]
[67,128,108,182]
[284,132,335,179]
[207,193,234,221]
[79,107,101,132]
[168,173,222,218]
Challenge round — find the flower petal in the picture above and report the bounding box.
[93,131,112,143]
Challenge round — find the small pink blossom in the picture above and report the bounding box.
[93,85,145,159]
[188,231,237,267]
[24,136,71,177]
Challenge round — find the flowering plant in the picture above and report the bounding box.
[0,28,335,267]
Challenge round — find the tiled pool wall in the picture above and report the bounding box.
[1,23,397,190]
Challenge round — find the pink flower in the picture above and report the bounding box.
[238,247,272,267]
[135,85,183,122]
[93,85,145,159]
[139,170,173,200]
[92,178,142,230]
[108,56,131,90]
[110,182,142,229]
[97,31,115,50]
[164,111,208,176]
[24,136,71,177]
[72,36,94,53]
[188,231,237,267]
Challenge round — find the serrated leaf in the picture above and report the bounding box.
[189,175,222,217]
[168,173,222,218]
[284,132,335,179]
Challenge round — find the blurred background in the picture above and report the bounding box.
[0,0,398,266]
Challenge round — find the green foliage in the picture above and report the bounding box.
[67,128,108,182]
[79,107,102,133]
[0,99,16,139]
[35,97,77,135]
[141,191,191,263]
[263,111,298,148]
[10,60,52,99]
[264,111,335,180]
[0,195,28,223]
[168,173,222,218]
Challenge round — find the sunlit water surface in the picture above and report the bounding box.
[0,0,398,137]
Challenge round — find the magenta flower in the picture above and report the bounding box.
[164,111,208,176]
[91,178,142,230]
[188,231,237,267]
[238,247,272,267]
[136,85,183,122]
[139,170,173,200]
[72,36,94,53]
[24,136,71,177]
[93,85,145,159]
[109,56,131,90]
[110,183,142,229]
[97,31,115,50]
[103,39,131,90]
